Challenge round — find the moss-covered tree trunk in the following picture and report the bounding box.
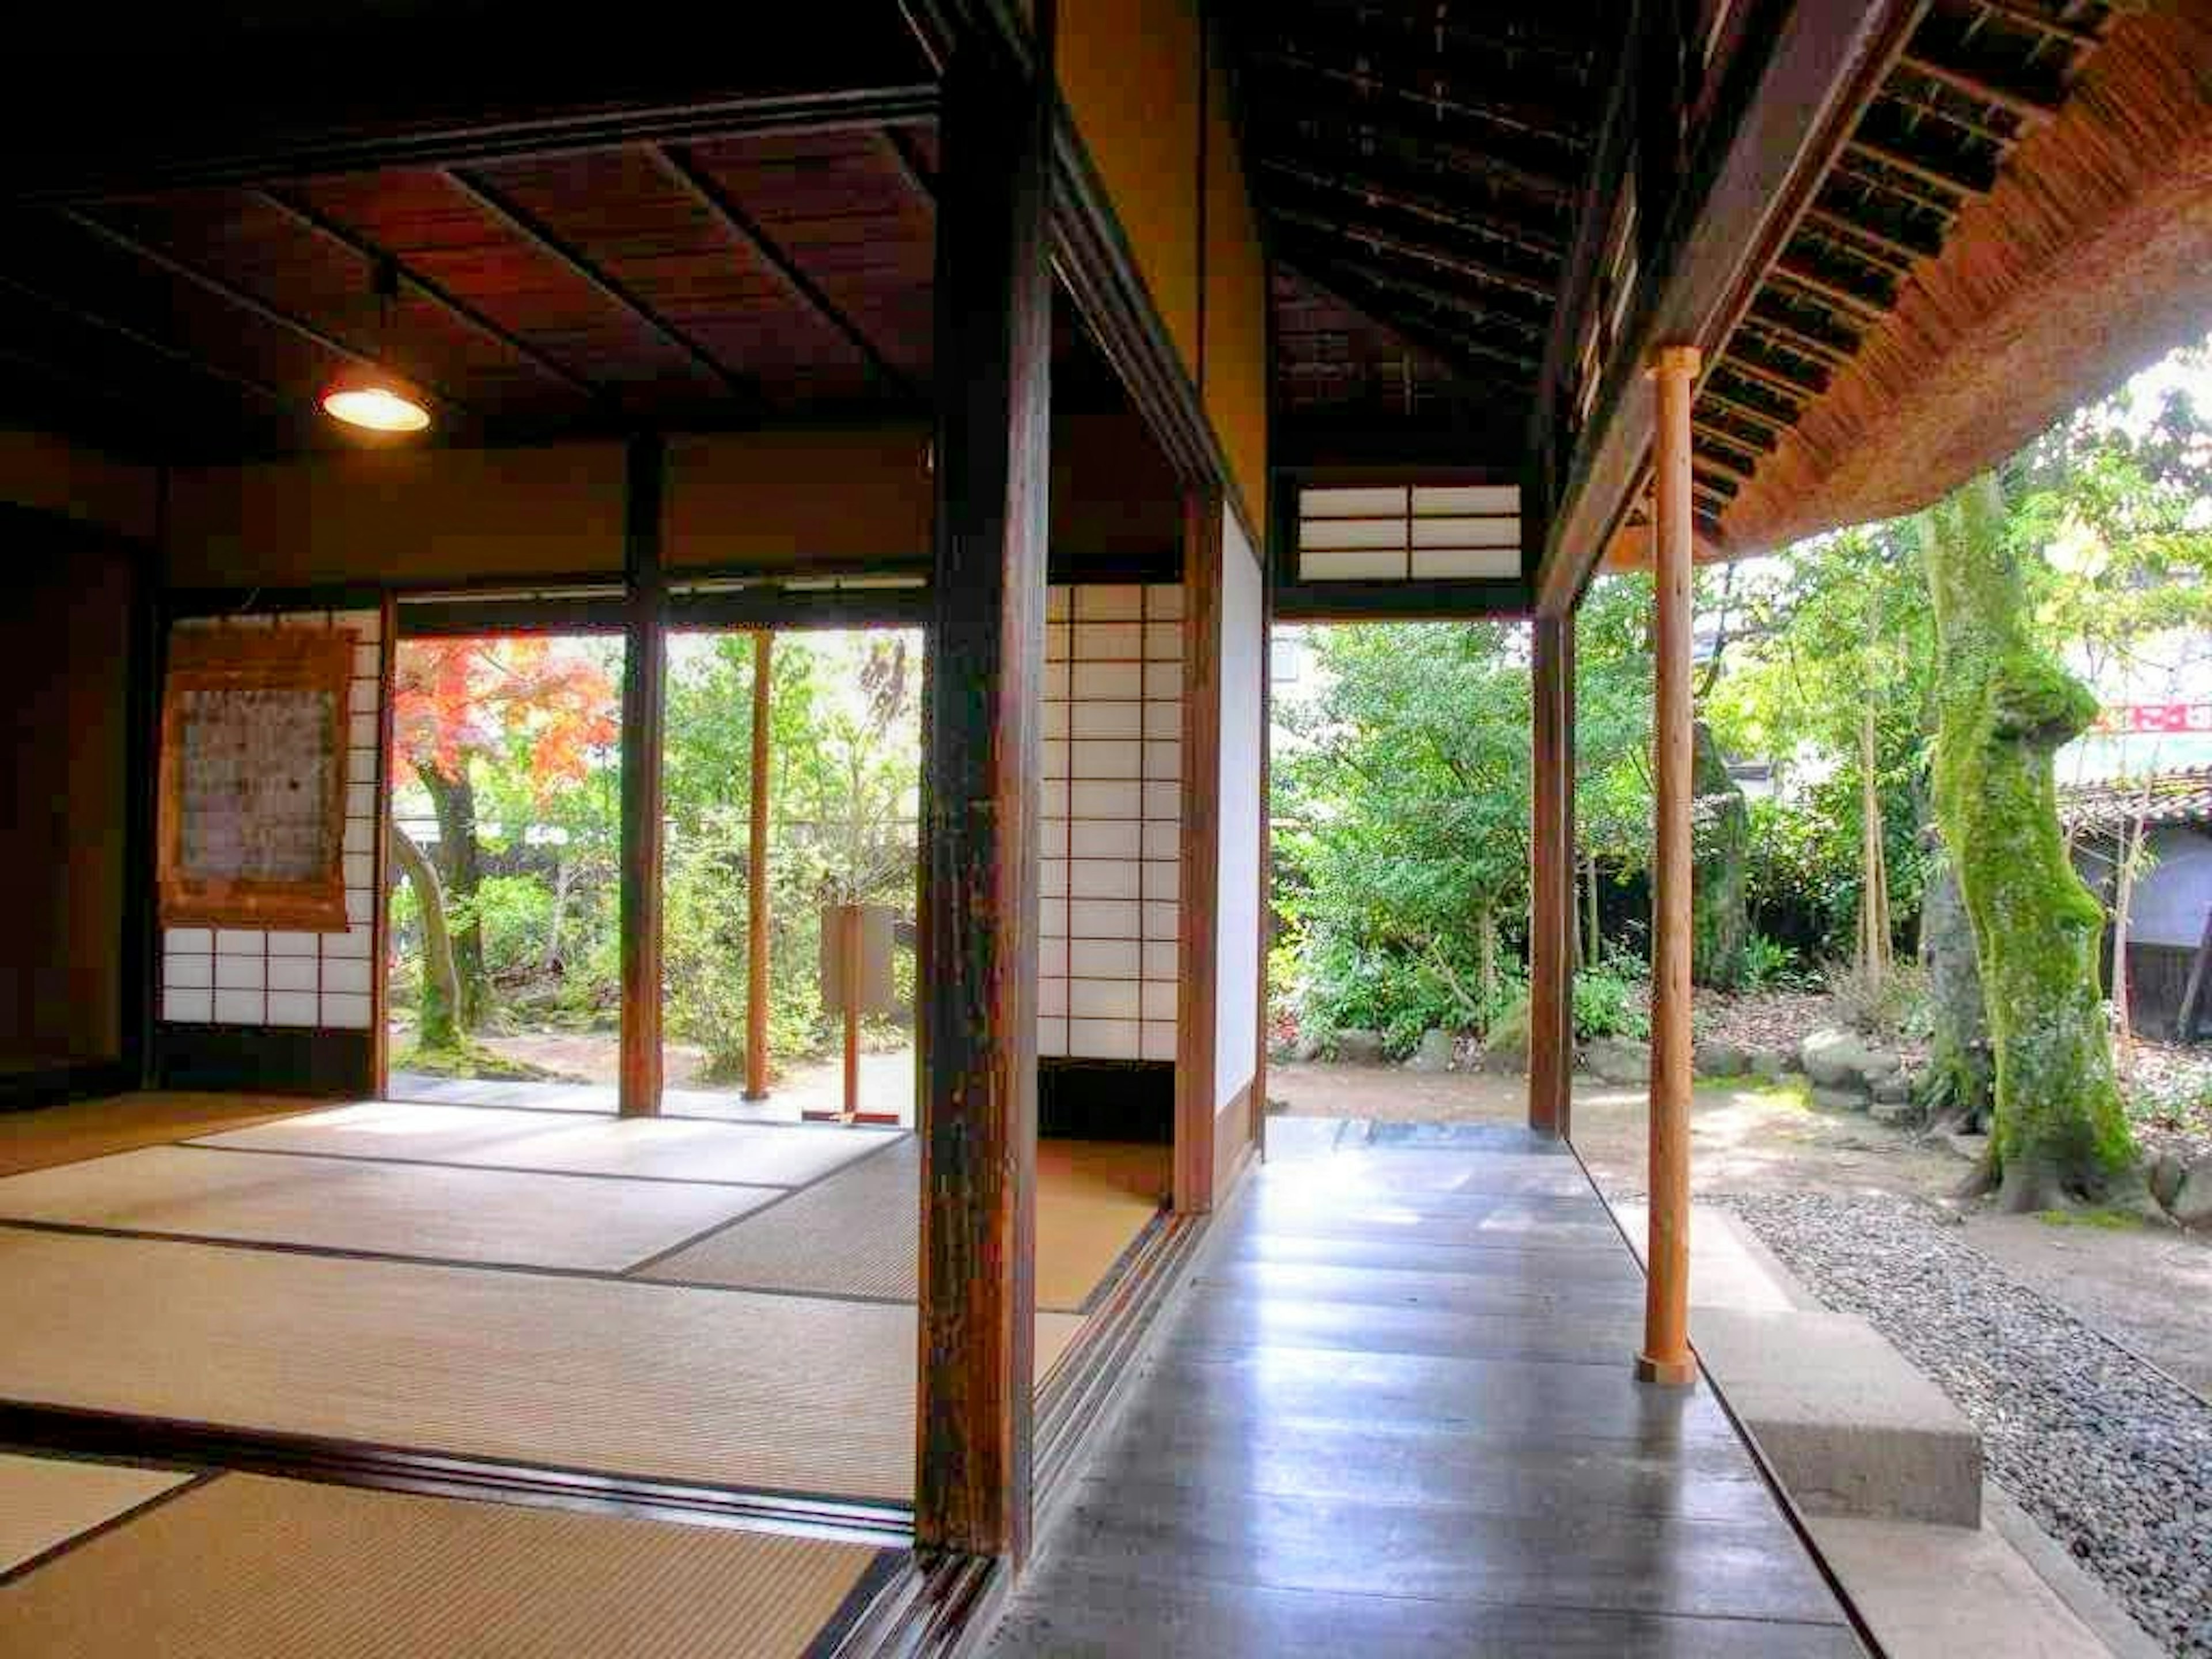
[1691,719,1749,989]
[1918,839,1992,1132]
[391,820,460,1051]
[1922,475,2139,1210]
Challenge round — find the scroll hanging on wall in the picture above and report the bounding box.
[157,627,356,931]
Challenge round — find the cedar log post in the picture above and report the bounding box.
[915,25,1049,1562]
[1176,489,1224,1213]
[1529,612,1575,1138]
[743,629,773,1100]
[618,434,666,1119]
[1639,343,1700,1387]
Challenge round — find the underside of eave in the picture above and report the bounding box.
[1711,3,2212,559]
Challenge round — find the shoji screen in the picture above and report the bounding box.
[1215,510,1264,1115]
[1040,582,1183,1062]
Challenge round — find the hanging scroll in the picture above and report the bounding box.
[158,627,356,931]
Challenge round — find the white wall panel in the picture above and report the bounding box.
[1215,510,1264,1112]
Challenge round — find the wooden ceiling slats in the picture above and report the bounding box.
[442,165,762,407]
[1253,153,1567,268]
[1251,38,1590,156]
[1269,202,1555,319]
[1897,50,2060,124]
[1254,97,1582,213]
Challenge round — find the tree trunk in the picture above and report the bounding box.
[2112,803,2150,1081]
[1584,849,1601,968]
[1690,719,1749,989]
[1919,839,1993,1133]
[419,764,486,1030]
[1478,900,1498,1005]
[391,818,461,1051]
[1857,700,1894,994]
[1922,475,2140,1211]
[543,854,571,976]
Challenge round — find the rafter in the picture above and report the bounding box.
[445,167,757,405]
[1270,204,1554,325]
[1251,90,1580,209]
[1846,132,1995,200]
[1698,381,1798,434]
[1718,347,1827,401]
[56,206,482,417]
[1251,38,1589,154]
[651,143,919,404]
[1771,254,1895,321]
[1877,81,2026,147]
[1255,152,1566,268]
[1281,241,1550,351]
[1695,416,1776,455]
[1692,443,1759,484]
[1833,153,1964,218]
[1282,256,1543,382]
[1896,50,2059,125]
[1799,206,1925,272]
[258,187,604,402]
[1741,305,1857,366]
[0,269,294,410]
[1692,465,1743,498]
[1967,0,2101,49]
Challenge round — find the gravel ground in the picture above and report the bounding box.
[1725,1190,2212,1659]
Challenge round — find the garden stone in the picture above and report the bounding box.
[2147,1151,2186,1210]
[1810,1085,1868,1113]
[2171,1161,2212,1230]
[1801,1027,1878,1088]
[1869,1072,1912,1105]
[1584,1036,1650,1086]
[1334,1029,1384,1065]
[1406,1028,1454,1073]
[1749,1050,1790,1082]
[1694,1039,1751,1078]
[1854,1050,1905,1089]
[1868,1097,1918,1128]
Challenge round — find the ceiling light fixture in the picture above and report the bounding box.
[322,260,430,434]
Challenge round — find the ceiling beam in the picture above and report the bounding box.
[1968,0,2101,49]
[1721,346,1829,399]
[1771,252,1895,319]
[1877,79,2025,147]
[1538,1,1918,615]
[1832,151,1964,217]
[444,168,759,407]
[257,187,607,403]
[1277,238,1550,353]
[55,207,483,418]
[1845,132,1995,199]
[1740,305,1857,365]
[1799,205,1926,270]
[651,143,920,405]
[1699,378,1801,431]
[1695,415,1778,454]
[1249,39,1590,154]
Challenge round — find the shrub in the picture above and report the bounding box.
[1740,931,1810,993]
[1573,965,1649,1041]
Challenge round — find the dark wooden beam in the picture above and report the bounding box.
[619,434,667,1119]
[1,84,940,203]
[56,207,482,418]
[1798,207,1921,272]
[257,187,607,402]
[444,168,759,406]
[1692,443,1758,484]
[1280,256,1544,383]
[879,127,939,200]
[1695,415,1776,454]
[1277,237,1547,347]
[1717,346,1828,400]
[916,24,1047,1565]
[1971,0,2101,48]
[1834,149,1970,215]
[1528,612,1574,1138]
[652,143,921,406]
[1176,489,1222,1215]
[1809,192,1944,261]
[1538,1,1916,614]
[1741,307,1857,366]
[1877,79,2024,147]
[1846,132,1996,199]
[1255,92,1580,209]
[1698,379,1800,431]
[1772,255,1893,321]
[1248,42,1590,157]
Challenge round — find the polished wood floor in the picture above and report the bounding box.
[988,1120,1868,1657]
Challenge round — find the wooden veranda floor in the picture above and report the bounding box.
[987,1119,1868,1657]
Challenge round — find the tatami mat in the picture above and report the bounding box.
[641,1137,1166,1313]
[195,1101,899,1188]
[0,1472,888,1658]
[0,1092,307,1177]
[0,1146,775,1273]
[0,1452,190,1576]
[0,1232,1086,1502]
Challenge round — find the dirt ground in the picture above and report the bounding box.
[1271,1059,2212,1398]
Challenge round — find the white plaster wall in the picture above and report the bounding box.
[2123,826,2212,949]
[1214,509,1264,1111]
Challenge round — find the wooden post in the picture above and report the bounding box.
[915,24,1049,1563]
[1639,343,1700,1387]
[1176,490,1223,1214]
[743,630,773,1101]
[842,903,862,1120]
[618,434,666,1119]
[1529,612,1575,1139]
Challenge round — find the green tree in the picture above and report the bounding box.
[1922,474,2141,1211]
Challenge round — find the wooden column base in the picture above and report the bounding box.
[1635,1351,1698,1388]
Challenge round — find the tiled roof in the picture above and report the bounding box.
[2058,766,2212,834]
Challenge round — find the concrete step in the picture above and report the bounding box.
[1690,1306,1984,1527]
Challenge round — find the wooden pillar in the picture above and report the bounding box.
[743,630,773,1101]
[1529,611,1575,1139]
[915,24,1050,1563]
[1639,344,1700,1387]
[618,434,666,1119]
[1176,490,1223,1214]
